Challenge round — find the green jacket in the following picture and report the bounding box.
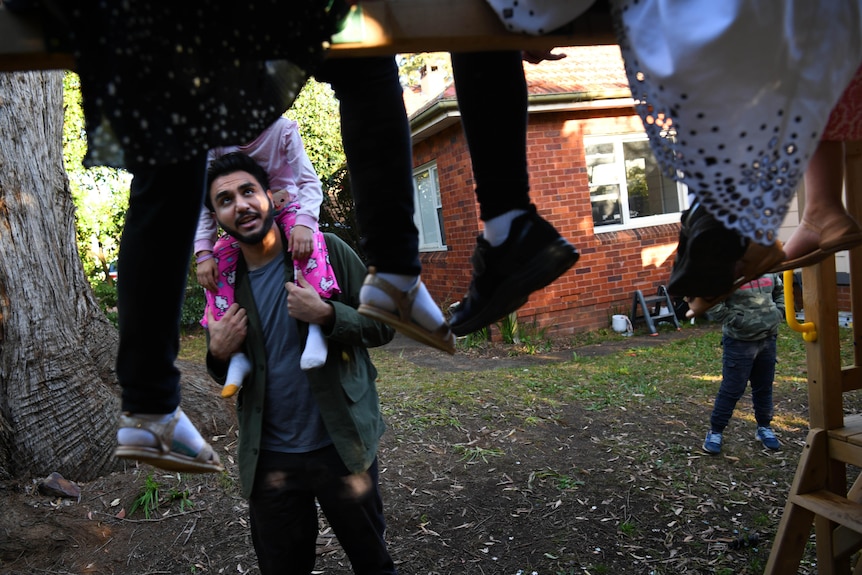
[206,231,395,498]
[707,273,785,341]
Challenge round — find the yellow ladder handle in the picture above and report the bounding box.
[783,270,817,342]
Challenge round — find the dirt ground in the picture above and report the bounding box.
[0,326,813,575]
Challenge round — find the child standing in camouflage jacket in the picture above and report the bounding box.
[702,274,785,454]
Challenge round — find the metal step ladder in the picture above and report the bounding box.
[630,285,681,336]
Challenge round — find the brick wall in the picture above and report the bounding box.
[413,107,683,337]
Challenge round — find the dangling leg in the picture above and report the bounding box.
[447,51,579,336]
[296,264,330,370]
[222,352,252,397]
[115,155,222,473]
[315,57,454,354]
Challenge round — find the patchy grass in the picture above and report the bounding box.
[179,326,208,363]
[154,319,859,574]
[367,322,855,574]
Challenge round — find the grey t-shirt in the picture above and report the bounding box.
[248,252,331,453]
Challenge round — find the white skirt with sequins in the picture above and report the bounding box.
[484,0,862,244]
[614,0,862,244]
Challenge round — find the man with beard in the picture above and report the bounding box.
[203,152,398,575]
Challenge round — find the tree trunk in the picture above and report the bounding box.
[0,71,237,483]
[0,71,121,481]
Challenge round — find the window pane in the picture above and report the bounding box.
[622,140,680,219]
[591,184,621,226]
[415,169,442,247]
[586,142,618,186]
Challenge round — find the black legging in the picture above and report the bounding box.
[316,57,422,276]
[116,155,207,413]
[452,51,532,222]
[316,52,533,276]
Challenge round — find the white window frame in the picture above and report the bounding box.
[412,162,446,251]
[585,134,688,233]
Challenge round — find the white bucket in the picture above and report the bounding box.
[612,314,632,334]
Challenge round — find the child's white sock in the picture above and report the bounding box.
[300,323,328,370]
[483,209,528,247]
[117,408,206,454]
[222,352,251,398]
[361,273,445,332]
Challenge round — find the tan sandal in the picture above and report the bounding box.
[357,268,456,354]
[770,213,862,272]
[686,241,785,317]
[114,409,224,474]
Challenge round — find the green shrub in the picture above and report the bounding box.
[181,284,207,329]
[91,280,119,326]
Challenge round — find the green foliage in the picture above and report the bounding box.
[216,471,235,492]
[514,319,553,355]
[457,326,491,350]
[130,475,197,519]
[528,468,584,491]
[396,53,453,87]
[287,79,345,180]
[130,474,161,519]
[63,72,130,285]
[181,282,207,329]
[86,257,204,329]
[91,280,119,326]
[497,312,520,344]
[166,487,195,513]
[619,521,637,536]
[453,444,504,463]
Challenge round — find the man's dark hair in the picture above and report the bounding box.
[204,151,272,212]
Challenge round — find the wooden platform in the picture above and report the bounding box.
[328,0,615,57]
[0,0,616,72]
[764,142,862,575]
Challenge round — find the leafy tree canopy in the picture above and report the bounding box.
[287,78,346,180]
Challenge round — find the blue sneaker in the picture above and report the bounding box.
[756,426,781,450]
[703,430,723,454]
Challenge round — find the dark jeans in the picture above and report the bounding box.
[451,51,532,221]
[709,334,777,433]
[248,447,397,575]
[116,155,208,413]
[316,57,421,275]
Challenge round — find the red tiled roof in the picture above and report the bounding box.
[524,45,629,95]
[404,45,629,115]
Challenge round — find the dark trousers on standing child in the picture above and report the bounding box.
[709,334,777,433]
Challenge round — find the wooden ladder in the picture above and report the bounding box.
[765,141,862,575]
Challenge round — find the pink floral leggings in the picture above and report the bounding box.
[200,202,340,328]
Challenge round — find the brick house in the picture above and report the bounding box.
[403,46,688,337]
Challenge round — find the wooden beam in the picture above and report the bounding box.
[0,1,616,72]
[328,1,616,57]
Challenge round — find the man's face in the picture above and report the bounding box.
[209,170,275,245]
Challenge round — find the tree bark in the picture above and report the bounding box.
[0,71,237,482]
[0,71,121,481]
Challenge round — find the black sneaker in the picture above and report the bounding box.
[449,206,579,336]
